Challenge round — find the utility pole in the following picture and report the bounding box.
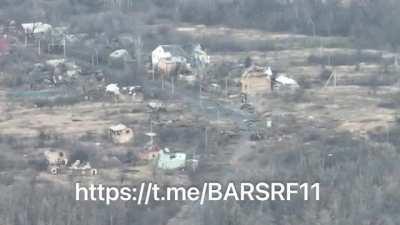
[94,49,99,65]
[171,76,175,96]
[37,38,41,55]
[204,127,208,155]
[199,82,203,108]
[134,36,143,74]
[225,77,229,100]
[63,35,66,59]
[334,70,337,87]
[152,65,155,80]
[319,36,323,56]
[324,69,337,88]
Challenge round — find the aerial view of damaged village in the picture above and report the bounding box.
[1,0,400,225]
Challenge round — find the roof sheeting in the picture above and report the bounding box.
[275,75,299,87]
[160,45,187,58]
[105,83,120,95]
[109,49,131,61]
[242,65,271,79]
[21,22,52,34]
[109,123,128,131]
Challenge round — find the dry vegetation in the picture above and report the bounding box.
[1,0,400,225]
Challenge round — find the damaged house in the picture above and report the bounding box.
[240,65,299,97]
[45,150,68,166]
[109,124,134,144]
[183,44,210,67]
[151,44,210,79]
[44,150,69,175]
[45,59,82,85]
[240,66,273,96]
[152,45,188,67]
[152,45,188,79]
[29,60,81,89]
[21,22,52,42]
[44,150,98,176]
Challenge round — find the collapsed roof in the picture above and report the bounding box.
[109,123,128,131]
[242,65,272,79]
[159,45,188,58]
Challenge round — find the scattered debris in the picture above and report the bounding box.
[110,49,131,60]
[273,74,299,90]
[105,83,121,98]
[157,148,187,170]
[109,49,133,67]
[69,160,98,176]
[105,83,144,102]
[183,43,210,67]
[209,83,222,93]
[178,73,197,85]
[45,59,82,84]
[147,100,166,112]
[240,103,255,113]
[121,85,144,102]
[250,130,266,141]
[137,145,161,161]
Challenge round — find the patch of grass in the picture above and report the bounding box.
[202,36,279,52]
[300,37,352,49]
[308,51,382,66]
[33,95,82,108]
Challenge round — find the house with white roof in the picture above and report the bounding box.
[21,22,52,36]
[152,45,188,66]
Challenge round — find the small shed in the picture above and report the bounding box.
[109,124,134,144]
[44,150,68,165]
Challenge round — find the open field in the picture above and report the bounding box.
[1,16,400,225]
